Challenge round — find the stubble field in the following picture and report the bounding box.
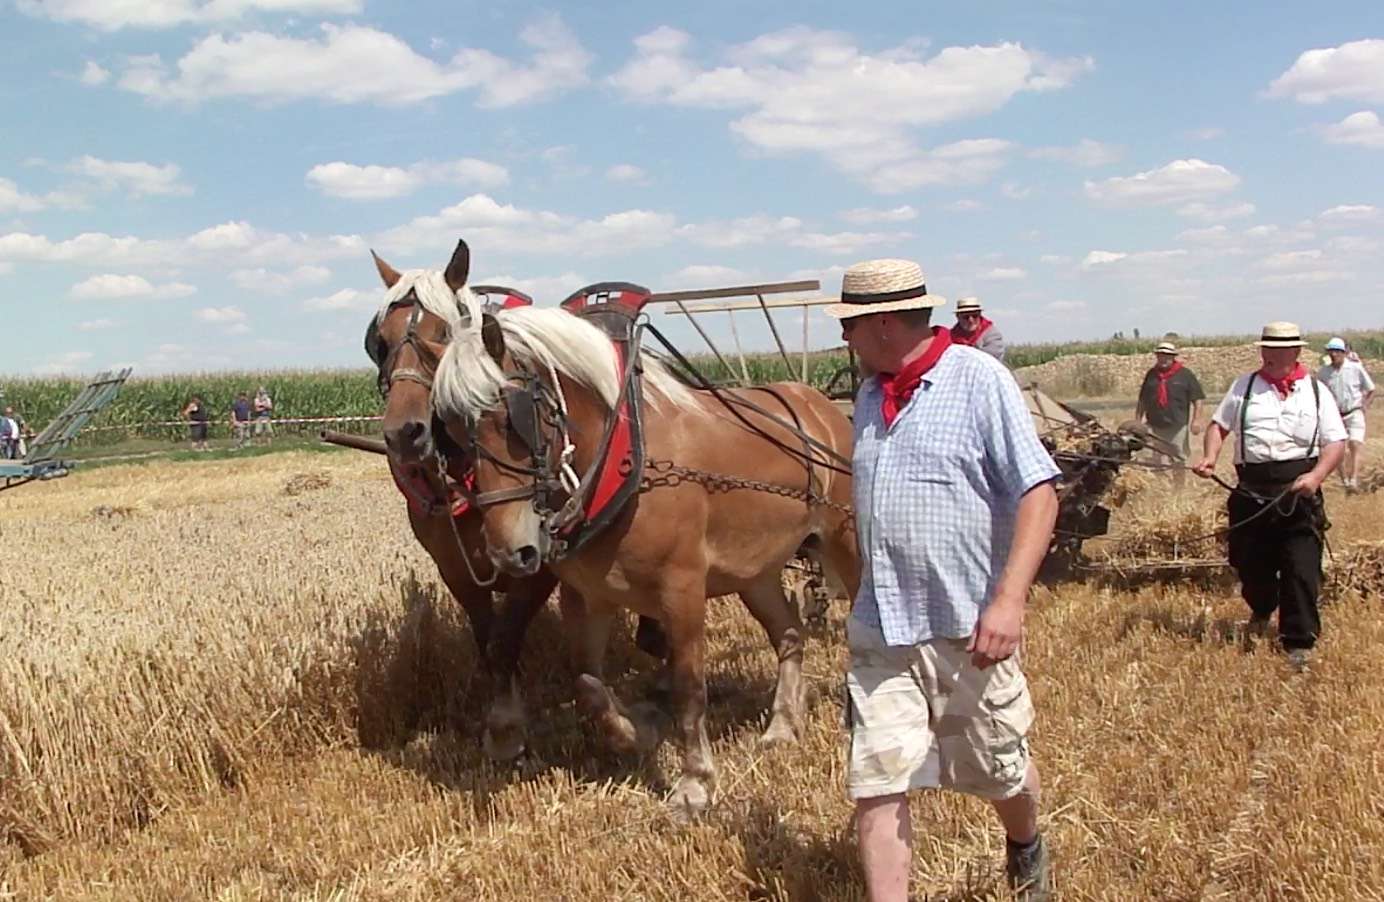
[2,410,1383,900]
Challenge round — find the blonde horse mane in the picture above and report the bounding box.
[433,295,696,422]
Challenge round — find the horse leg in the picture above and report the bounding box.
[663,592,715,818]
[564,588,661,755]
[482,571,558,761]
[739,574,807,746]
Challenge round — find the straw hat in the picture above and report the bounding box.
[1256,321,1306,348]
[955,297,983,316]
[825,258,946,320]
[1325,336,1347,352]
[1154,341,1178,355]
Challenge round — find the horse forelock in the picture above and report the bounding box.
[374,269,475,336]
[431,306,697,424]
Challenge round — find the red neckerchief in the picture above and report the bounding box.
[879,328,952,427]
[1257,363,1307,400]
[1154,359,1184,408]
[950,317,993,347]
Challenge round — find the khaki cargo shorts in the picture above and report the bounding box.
[845,616,1035,801]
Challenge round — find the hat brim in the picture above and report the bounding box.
[1256,338,1306,348]
[824,295,947,320]
[1155,348,1179,356]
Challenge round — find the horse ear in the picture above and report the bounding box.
[444,239,470,293]
[481,313,505,361]
[372,250,401,288]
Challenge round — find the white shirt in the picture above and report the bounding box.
[1317,359,1375,414]
[1212,373,1347,464]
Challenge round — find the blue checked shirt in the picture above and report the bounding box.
[850,344,1061,646]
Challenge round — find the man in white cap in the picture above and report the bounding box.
[827,259,1060,901]
[1134,340,1205,486]
[950,296,1006,362]
[1193,322,1346,671]
[1317,336,1374,493]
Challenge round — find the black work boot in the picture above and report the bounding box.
[1006,833,1051,901]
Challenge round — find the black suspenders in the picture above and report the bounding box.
[1238,373,1321,464]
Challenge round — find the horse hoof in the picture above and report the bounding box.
[575,674,612,714]
[482,726,526,762]
[758,717,798,747]
[667,777,712,821]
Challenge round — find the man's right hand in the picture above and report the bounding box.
[1192,458,1217,478]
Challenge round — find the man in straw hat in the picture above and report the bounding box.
[827,258,1060,901]
[1193,322,1346,671]
[1134,339,1205,487]
[950,296,1006,362]
[1317,336,1374,493]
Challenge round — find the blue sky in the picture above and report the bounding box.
[3,1,1384,375]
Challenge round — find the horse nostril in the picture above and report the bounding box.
[402,420,427,444]
[515,545,540,573]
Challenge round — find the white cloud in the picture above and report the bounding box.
[34,351,94,375]
[19,0,362,30]
[116,16,589,107]
[674,214,907,255]
[977,266,1027,281]
[196,306,247,324]
[69,274,196,300]
[472,272,589,302]
[80,61,110,85]
[945,199,985,213]
[77,318,115,331]
[67,155,191,197]
[1084,159,1240,206]
[303,288,374,312]
[0,176,83,213]
[0,262,12,275]
[1177,225,1230,243]
[0,223,364,268]
[1258,249,1325,270]
[1267,39,1384,104]
[1046,300,1087,312]
[1001,181,1032,200]
[609,26,1089,192]
[305,158,508,200]
[605,163,650,184]
[662,265,752,289]
[1321,111,1384,149]
[1028,138,1123,167]
[1258,269,1351,287]
[1186,127,1225,141]
[1318,204,1378,223]
[1081,249,1187,270]
[1177,201,1256,222]
[841,205,918,224]
[1039,254,1071,265]
[378,193,677,258]
[865,139,1014,194]
[231,265,331,294]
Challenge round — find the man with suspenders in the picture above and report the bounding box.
[1192,322,1346,670]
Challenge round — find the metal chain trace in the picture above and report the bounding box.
[639,458,855,518]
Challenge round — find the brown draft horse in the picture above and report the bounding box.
[431,254,861,816]
[365,244,557,760]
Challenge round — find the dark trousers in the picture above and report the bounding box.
[1227,489,1324,650]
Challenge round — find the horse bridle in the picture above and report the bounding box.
[463,363,582,523]
[365,295,441,398]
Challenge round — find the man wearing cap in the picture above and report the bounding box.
[827,259,1060,901]
[950,297,1006,362]
[1193,322,1346,671]
[1317,337,1375,493]
[1134,341,1205,486]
